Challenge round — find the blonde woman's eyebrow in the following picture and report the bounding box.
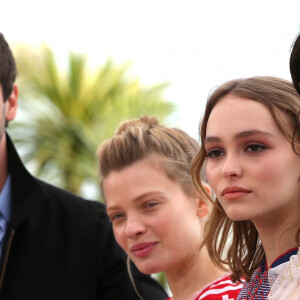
[106,205,122,215]
[132,191,164,204]
[106,191,164,213]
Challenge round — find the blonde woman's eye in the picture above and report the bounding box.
[110,213,124,222]
[144,202,158,209]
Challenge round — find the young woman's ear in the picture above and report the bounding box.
[202,182,211,196]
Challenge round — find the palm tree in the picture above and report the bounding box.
[10,45,174,199]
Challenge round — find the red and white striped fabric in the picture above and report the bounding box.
[166,273,244,300]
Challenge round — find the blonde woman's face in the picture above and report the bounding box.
[103,156,207,275]
[205,95,300,226]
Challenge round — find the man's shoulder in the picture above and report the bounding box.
[6,134,103,211]
[35,178,107,221]
[37,179,102,207]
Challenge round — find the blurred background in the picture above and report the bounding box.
[1,0,299,201]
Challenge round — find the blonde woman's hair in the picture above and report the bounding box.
[98,116,200,199]
[191,76,300,282]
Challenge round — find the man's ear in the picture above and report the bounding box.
[5,84,18,122]
[195,182,211,218]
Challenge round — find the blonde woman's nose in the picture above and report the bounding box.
[125,215,147,239]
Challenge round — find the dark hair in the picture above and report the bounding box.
[0,33,17,101]
[191,76,300,282]
[290,33,300,95]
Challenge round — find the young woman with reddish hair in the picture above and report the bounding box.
[192,76,300,300]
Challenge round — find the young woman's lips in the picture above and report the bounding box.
[221,186,251,200]
[130,242,158,258]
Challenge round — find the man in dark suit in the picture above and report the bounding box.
[0,32,168,300]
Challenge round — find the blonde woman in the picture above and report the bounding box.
[97,117,243,300]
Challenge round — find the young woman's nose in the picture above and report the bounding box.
[125,215,146,239]
[221,154,242,178]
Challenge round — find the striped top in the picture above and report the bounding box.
[166,273,244,300]
[237,247,298,300]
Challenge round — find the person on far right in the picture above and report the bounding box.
[191,76,300,300]
[290,32,300,95]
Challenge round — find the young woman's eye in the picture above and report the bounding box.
[206,149,224,159]
[245,144,266,152]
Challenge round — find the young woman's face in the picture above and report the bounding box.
[103,156,205,274]
[205,95,300,225]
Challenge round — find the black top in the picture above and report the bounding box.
[0,133,168,300]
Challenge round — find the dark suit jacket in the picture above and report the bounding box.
[0,134,168,300]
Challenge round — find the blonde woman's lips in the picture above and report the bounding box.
[130,242,158,258]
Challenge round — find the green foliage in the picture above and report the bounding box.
[10,45,174,198]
